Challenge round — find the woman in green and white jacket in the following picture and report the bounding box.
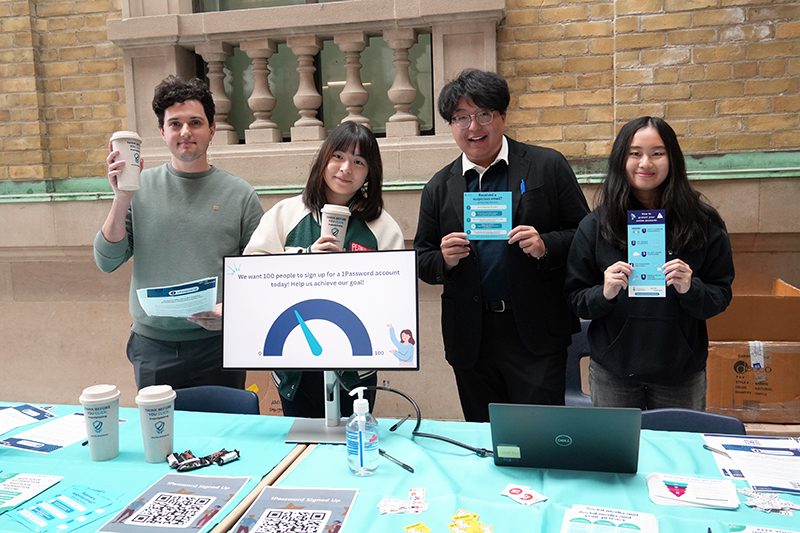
[244,121,404,418]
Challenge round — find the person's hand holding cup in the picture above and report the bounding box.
[319,204,351,252]
[109,131,143,192]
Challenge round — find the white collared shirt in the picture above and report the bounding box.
[461,136,509,190]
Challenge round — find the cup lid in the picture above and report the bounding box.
[110,130,142,142]
[135,384,176,405]
[79,384,120,403]
[320,204,351,216]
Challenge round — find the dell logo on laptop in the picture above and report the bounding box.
[555,434,573,446]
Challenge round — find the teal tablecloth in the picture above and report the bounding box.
[277,419,800,532]
[0,404,297,532]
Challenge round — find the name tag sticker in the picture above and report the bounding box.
[496,445,521,459]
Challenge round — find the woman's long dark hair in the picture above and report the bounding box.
[303,121,384,222]
[596,116,724,251]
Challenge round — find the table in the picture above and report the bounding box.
[0,404,301,532]
[276,419,800,532]
[1,406,798,532]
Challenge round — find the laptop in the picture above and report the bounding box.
[488,403,641,473]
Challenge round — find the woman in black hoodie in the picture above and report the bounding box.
[565,117,734,410]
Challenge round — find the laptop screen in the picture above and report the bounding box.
[489,403,641,474]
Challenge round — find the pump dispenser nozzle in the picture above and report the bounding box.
[349,386,369,415]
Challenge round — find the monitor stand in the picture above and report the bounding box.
[285,371,347,444]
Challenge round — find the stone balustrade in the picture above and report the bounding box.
[107,0,504,185]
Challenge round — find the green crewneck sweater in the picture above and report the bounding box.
[94,163,264,341]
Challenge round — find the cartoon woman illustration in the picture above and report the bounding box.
[387,324,415,363]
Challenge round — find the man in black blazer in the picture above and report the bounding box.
[414,69,590,422]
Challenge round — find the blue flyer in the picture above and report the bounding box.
[627,210,666,298]
[463,191,512,240]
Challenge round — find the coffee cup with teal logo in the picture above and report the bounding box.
[79,384,121,461]
[135,384,176,463]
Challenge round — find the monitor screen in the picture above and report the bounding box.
[222,249,419,371]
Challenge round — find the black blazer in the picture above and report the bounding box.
[414,137,590,368]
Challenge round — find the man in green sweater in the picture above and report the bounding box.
[93,76,264,390]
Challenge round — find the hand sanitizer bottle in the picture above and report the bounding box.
[345,386,379,476]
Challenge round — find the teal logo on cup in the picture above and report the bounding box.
[155,421,165,434]
[93,420,103,433]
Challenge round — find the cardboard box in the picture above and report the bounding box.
[706,279,800,423]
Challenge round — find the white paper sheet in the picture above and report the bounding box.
[135,276,217,318]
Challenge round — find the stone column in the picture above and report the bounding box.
[241,38,281,144]
[383,28,420,137]
[333,32,369,128]
[195,41,239,145]
[287,35,325,141]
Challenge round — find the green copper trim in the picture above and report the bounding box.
[0,151,798,203]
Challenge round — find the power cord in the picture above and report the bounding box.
[367,384,494,458]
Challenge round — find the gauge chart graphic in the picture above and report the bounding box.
[262,299,373,358]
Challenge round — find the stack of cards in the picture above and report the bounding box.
[739,488,800,516]
[646,473,739,509]
[378,487,428,515]
[500,483,547,506]
[448,509,494,532]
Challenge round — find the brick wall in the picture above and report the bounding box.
[499,0,800,158]
[0,0,125,181]
[1,1,799,181]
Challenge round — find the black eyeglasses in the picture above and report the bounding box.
[450,110,495,129]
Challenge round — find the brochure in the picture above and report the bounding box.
[0,473,62,514]
[0,404,54,437]
[98,473,250,532]
[136,276,217,318]
[463,191,512,240]
[646,472,739,509]
[12,485,117,532]
[627,209,666,297]
[560,504,658,533]
[230,486,357,533]
[0,413,86,454]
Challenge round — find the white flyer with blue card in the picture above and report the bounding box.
[627,210,666,298]
[464,192,512,240]
[135,276,217,318]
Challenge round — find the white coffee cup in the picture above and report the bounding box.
[79,384,121,461]
[135,384,176,463]
[109,130,143,191]
[320,204,351,250]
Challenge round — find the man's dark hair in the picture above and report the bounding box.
[151,76,215,128]
[437,69,510,123]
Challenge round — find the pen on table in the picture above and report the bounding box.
[81,440,89,446]
[389,414,410,432]
[703,444,729,458]
[379,448,414,473]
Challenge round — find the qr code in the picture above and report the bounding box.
[127,492,214,527]
[254,508,332,533]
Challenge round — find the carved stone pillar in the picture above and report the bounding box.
[241,38,281,144]
[287,35,325,141]
[195,41,239,145]
[333,32,369,128]
[383,28,419,137]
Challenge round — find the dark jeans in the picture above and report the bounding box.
[452,310,567,422]
[589,360,706,410]
[126,332,246,390]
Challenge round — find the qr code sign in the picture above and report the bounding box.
[127,492,214,527]
[255,508,331,533]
